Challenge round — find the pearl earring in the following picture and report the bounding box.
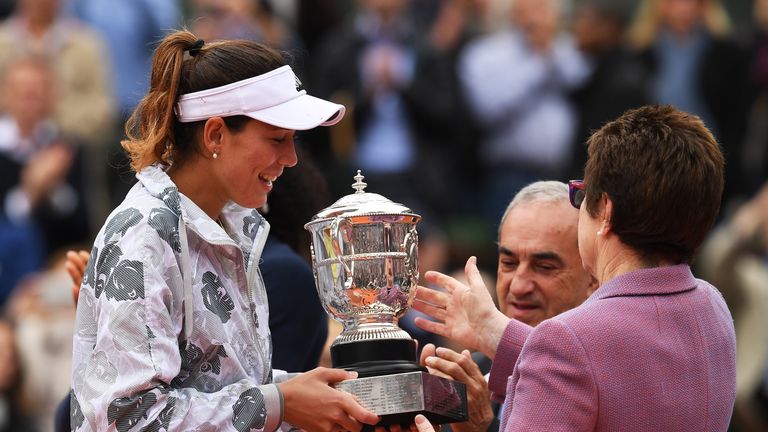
[597,220,607,236]
[212,152,218,159]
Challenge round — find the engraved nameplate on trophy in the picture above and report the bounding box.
[336,372,466,425]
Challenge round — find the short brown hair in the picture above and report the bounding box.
[584,105,724,264]
[122,30,286,171]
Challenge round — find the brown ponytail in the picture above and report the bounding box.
[121,29,287,172]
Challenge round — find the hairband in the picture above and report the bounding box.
[188,39,205,57]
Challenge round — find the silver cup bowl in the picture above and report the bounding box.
[305,172,420,345]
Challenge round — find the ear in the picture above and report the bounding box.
[600,194,614,235]
[202,117,226,155]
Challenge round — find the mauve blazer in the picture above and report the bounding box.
[488,265,736,431]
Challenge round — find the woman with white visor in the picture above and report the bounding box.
[70,30,379,432]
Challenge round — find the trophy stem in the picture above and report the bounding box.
[336,315,413,344]
[353,314,399,326]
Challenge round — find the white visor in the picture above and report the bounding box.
[175,65,345,130]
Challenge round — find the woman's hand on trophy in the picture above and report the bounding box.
[278,367,380,432]
[420,344,493,432]
[412,257,509,358]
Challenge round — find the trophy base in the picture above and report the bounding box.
[336,371,468,430]
[331,338,418,373]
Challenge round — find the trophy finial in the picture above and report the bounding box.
[352,170,367,194]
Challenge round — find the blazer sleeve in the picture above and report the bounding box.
[488,319,532,403]
[71,218,283,432]
[501,318,598,432]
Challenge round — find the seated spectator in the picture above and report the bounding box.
[0,58,91,253]
[0,0,115,147]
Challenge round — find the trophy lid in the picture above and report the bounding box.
[305,170,420,226]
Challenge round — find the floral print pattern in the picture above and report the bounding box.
[71,164,283,431]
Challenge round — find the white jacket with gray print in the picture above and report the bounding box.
[71,163,289,431]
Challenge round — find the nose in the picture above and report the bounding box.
[507,267,536,299]
[280,139,298,167]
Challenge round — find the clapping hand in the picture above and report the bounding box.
[65,250,90,305]
[21,143,73,206]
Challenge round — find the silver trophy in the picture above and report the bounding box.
[305,171,467,428]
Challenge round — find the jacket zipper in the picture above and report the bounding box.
[184,218,272,384]
[245,218,271,384]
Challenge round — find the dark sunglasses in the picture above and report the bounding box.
[568,180,585,209]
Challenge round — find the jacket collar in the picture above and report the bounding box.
[585,264,697,304]
[136,163,271,340]
[135,163,270,257]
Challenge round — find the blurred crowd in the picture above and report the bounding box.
[0,0,766,431]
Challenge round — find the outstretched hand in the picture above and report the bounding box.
[420,344,493,432]
[412,257,509,358]
[279,367,379,432]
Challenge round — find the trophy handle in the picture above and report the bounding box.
[402,228,419,281]
[331,218,353,275]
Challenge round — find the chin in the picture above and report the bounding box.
[234,196,267,210]
[511,310,542,327]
